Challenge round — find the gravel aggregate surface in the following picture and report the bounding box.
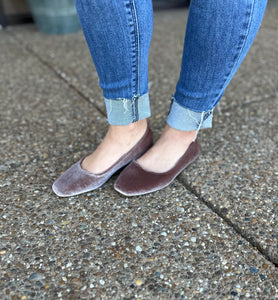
[1,180,278,299]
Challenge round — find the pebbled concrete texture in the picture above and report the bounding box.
[148,3,278,265]
[178,98,278,264]
[1,2,278,299]
[1,180,278,299]
[7,24,104,113]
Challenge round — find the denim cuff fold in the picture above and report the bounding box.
[167,98,213,132]
[104,93,151,125]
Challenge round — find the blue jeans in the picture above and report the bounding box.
[74,0,267,131]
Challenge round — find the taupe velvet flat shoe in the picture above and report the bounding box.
[114,139,200,196]
[52,125,153,197]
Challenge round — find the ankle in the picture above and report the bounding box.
[125,118,147,132]
[109,118,147,136]
[164,124,196,142]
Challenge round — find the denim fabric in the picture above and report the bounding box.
[74,0,153,125]
[75,0,267,130]
[104,93,151,125]
[167,97,214,135]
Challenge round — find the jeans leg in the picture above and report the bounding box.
[74,0,153,125]
[167,0,268,133]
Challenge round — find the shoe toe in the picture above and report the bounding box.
[52,168,75,197]
[52,161,89,197]
[114,165,136,196]
[114,162,163,196]
[52,183,65,197]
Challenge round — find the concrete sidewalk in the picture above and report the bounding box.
[0,2,277,299]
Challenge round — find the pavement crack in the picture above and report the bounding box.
[8,31,106,118]
[177,176,278,268]
[221,93,276,113]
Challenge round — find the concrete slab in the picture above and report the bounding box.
[1,179,277,299]
[178,98,278,265]
[7,24,105,113]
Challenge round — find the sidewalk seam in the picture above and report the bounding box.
[221,93,277,114]
[177,176,278,268]
[8,31,106,119]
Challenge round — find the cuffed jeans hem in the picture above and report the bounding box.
[104,93,151,125]
[167,98,213,134]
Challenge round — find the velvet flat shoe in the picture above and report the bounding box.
[52,125,153,197]
[114,139,200,196]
